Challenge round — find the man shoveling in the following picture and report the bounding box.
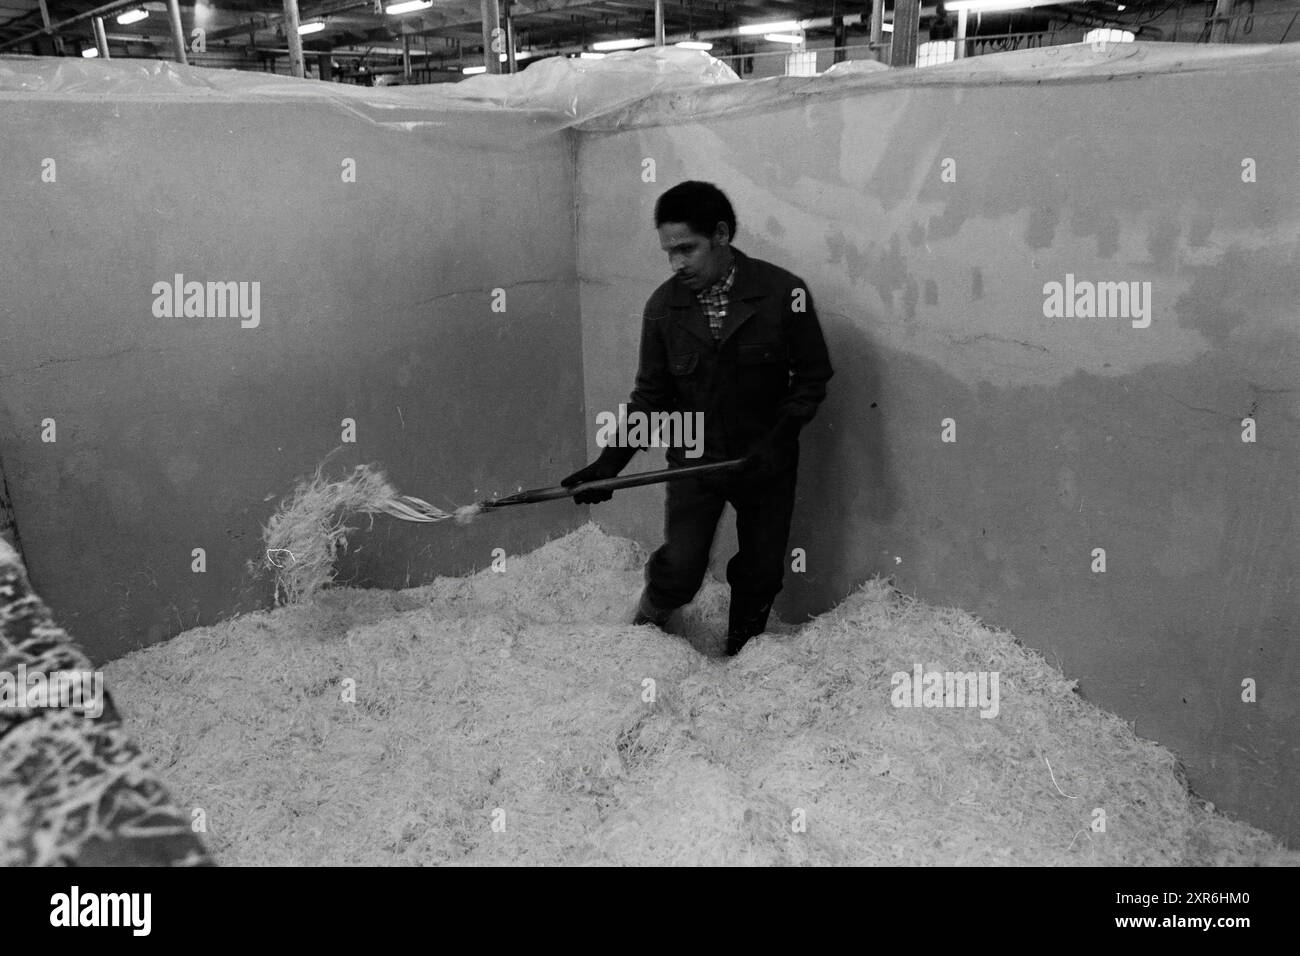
[563,181,833,656]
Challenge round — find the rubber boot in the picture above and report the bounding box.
[725,595,775,657]
[632,590,674,629]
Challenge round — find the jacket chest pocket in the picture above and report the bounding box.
[670,352,701,376]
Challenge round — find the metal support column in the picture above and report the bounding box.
[282,0,305,77]
[955,7,967,58]
[36,0,65,56]
[504,0,518,72]
[166,0,188,64]
[480,0,502,74]
[890,0,920,66]
[870,0,884,61]
[1209,0,1232,42]
[92,15,109,57]
[654,0,665,46]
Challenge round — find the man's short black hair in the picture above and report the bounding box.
[654,181,738,243]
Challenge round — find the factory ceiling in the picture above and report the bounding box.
[0,0,1191,75]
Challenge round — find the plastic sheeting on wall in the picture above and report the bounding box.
[449,45,739,119]
[6,41,1291,131]
[0,44,739,127]
[576,40,1300,129]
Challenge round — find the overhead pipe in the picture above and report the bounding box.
[98,35,427,62]
[187,0,370,45]
[484,9,936,59]
[654,9,939,44]
[0,0,138,51]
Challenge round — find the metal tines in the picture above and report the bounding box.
[370,494,453,523]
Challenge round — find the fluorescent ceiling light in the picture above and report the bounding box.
[675,41,713,51]
[81,47,99,57]
[591,37,652,51]
[462,65,486,74]
[917,39,956,67]
[739,20,801,35]
[385,0,432,14]
[945,0,1064,11]
[497,50,534,61]
[298,20,326,35]
[1084,27,1134,43]
[115,9,148,24]
[764,33,804,44]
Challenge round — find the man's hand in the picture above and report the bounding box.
[742,416,803,477]
[562,447,632,504]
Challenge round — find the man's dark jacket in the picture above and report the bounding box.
[614,246,833,468]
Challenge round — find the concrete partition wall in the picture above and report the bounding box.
[0,60,587,662]
[576,44,1300,842]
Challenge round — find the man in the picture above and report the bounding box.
[563,181,833,656]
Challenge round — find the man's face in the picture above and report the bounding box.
[658,221,731,292]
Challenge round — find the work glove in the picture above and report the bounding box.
[562,445,635,504]
[742,415,803,478]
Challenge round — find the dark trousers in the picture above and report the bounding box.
[643,459,799,635]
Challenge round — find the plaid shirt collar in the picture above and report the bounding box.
[694,258,737,340]
[696,259,737,301]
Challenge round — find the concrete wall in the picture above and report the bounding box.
[576,44,1300,842]
[0,70,587,661]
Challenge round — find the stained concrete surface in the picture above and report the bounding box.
[576,44,1300,842]
[0,86,587,661]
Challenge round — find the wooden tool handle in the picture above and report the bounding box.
[480,458,748,509]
